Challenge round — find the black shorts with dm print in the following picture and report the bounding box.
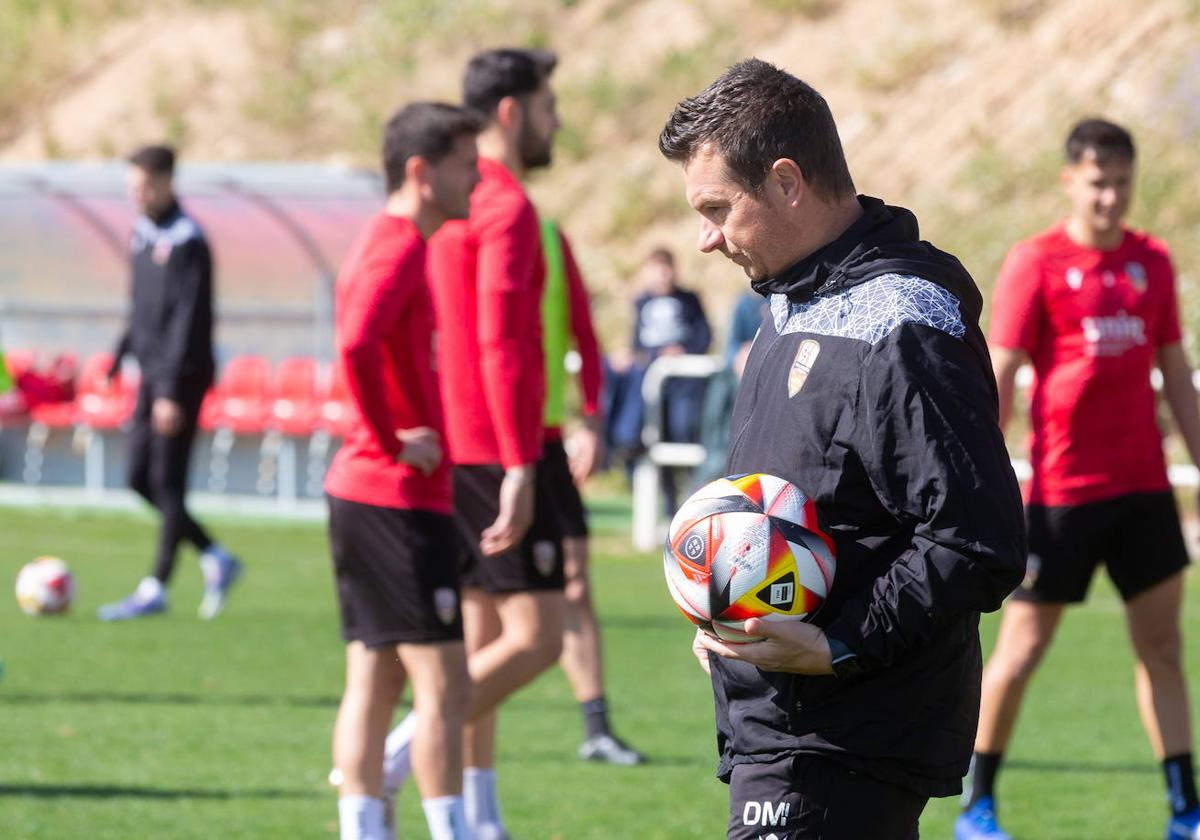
[454,462,565,594]
[540,437,589,539]
[1012,490,1190,604]
[327,495,464,647]
[727,754,928,840]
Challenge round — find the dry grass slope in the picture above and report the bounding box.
[3,0,1200,345]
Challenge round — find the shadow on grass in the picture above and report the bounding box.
[1006,758,1158,776]
[0,783,319,800]
[0,691,339,708]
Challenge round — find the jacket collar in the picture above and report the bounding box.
[750,196,920,303]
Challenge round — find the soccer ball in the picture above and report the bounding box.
[663,473,835,642]
[15,556,75,616]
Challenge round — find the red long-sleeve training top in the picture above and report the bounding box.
[427,158,545,468]
[324,214,451,513]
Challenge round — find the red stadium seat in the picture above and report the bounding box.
[4,348,37,381]
[269,357,319,437]
[201,355,272,494]
[303,361,356,498]
[201,355,271,434]
[76,352,137,431]
[318,361,355,439]
[23,354,80,484]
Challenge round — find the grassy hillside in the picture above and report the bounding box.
[3,0,1200,346]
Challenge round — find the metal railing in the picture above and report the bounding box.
[631,361,1200,551]
[631,353,723,551]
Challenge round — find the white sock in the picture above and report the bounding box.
[135,577,163,602]
[463,767,504,831]
[382,711,418,791]
[422,794,469,840]
[338,795,387,840]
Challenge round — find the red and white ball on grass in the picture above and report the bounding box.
[15,556,75,616]
[663,473,835,642]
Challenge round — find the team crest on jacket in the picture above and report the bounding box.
[533,541,557,577]
[434,587,458,625]
[152,237,173,265]
[787,339,821,397]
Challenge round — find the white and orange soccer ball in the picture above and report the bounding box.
[15,556,75,616]
[663,473,835,642]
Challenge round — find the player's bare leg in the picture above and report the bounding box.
[461,587,503,770]
[1129,573,1200,840]
[560,536,644,764]
[975,600,1066,752]
[334,642,405,839]
[1126,572,1191,757]
[560,537,603,700]
[398,641,470,796]
[335,642,406,796]
[399,640,471,839]
[958,600,1065,838]
[459,588,562,839]
[466,589,564,715]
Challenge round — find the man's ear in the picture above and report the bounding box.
[405,155,428,187]
[494,95,521,132]
[769,158,806,208]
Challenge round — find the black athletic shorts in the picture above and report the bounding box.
[1012,490,1190,604]
[727,754,927,840]
[540,437,589,539]
[327,495,464,646]
[454,463,565,593]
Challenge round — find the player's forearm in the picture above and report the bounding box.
[991,349,1026,436]
[1165,370,1200,468]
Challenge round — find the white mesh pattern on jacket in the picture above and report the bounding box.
[769,273,966,344]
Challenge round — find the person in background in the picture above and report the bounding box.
[98,144,242,622]
[380,48,566,840]
[606,248,711,509]
[325,100,481,840]
[690,290,766,492]
[957,118,1200,840]
[540,218,646,766]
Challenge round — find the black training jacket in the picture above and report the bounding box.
[112,201,215,398]
[711,196,1026,797]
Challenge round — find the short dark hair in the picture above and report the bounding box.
[659,58,855,200]
[128,144,175,177]
[1066,118,1135,163]
[381,101,482,193]
[646,247,675,267]
[463,48,557,119]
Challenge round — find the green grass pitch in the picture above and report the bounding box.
[0,500,1192,837]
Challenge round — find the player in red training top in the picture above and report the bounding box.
[957,120,1200,840]
[540,220,646,766]
[325,102,481,840]
[381,48,563,840]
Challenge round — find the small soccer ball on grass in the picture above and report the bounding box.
[15,556,76,616]
[663,473,835,642]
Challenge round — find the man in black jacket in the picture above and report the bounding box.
[658,59,1026,839]
[98,145,242,622]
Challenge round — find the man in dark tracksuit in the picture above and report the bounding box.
[659,60,1026,838]
[98,144,242,622]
